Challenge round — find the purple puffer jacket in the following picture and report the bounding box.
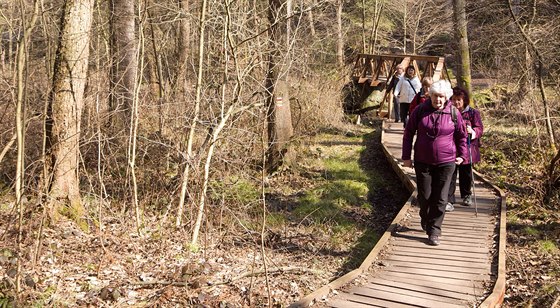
[402,100,468,165]
[459,106,483,164]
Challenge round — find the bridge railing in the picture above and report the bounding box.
[351,54,451,118]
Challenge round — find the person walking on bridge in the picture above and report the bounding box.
[409,77,433,115]
[402,80,468,246]
[446,86,484,211]
[386,64,404,123]
[394,65,421,128]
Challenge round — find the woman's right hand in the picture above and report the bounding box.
[403,160,413,168]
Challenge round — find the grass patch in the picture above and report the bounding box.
[294,149,370,228]
[538,240,559,254]
[210,177,260,205]
[523,226,539,236]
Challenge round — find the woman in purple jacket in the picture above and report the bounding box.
[446,87,484,211]
[402,80,468,246]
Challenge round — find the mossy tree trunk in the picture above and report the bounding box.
[46,0,93,225]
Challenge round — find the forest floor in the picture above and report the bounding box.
[1,116,558,307]
[0,119,408,307]
[475,112,560,307]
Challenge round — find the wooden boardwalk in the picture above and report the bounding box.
[292,121,506,308]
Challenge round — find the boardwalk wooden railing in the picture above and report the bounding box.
[291,121,506,307]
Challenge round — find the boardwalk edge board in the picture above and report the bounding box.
[291,120,506,307]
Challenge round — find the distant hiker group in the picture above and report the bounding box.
[399,76,484,246]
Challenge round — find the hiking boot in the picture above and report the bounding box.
[445,202,454,212]
[428,235,440,246]
[463,195,473,207]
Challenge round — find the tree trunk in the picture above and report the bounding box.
[368,0,383,54]
[402,3,407,54]
[109,0,137,128]
[175,0,190,95]
[307,0,316,38]
[265,0,294,172]
[506,0,555,149]
[14,0,40,294]
[452,0,472,98]
[46,0,93,225]
[336,0,343,66]
[176,0,207,228]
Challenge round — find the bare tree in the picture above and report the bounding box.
[336,0,343,65]
[109,0,137,128]
[46,0,93,223]
[175,0,191,95]
[176,0,207,228]
[453,0,472,96]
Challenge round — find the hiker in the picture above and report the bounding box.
[401,80,468,246]
[393,65,421,127]
[409,77,433,115]
[446,86,484,212]
[386,64,405,122]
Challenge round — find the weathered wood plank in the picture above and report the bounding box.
[365,278,478,301]
[348,286,467,308]
[384,254,491,269]
[377,271,485,290]
[390,250,492,265]
[353,285,468,307]
[391,238,489,253]
[383,260,491,276]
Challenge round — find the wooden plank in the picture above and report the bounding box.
[366,278,478,301]
[348,286,467,308]
[392,230,493,248]
[377,270,485,289]
[329,298,383,308]
[390,250,492,265]
[433,58,445,81]
[382,264,491,281]
[338,292,422,308]
[384,260,491,275]
[397,229,493,240]
[352,286,468,307]
[391,245,492,259]
[373,272,484,295]
[385,253,491,268]
[391,238,489,254]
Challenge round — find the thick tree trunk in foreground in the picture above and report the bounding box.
[46,0,93,224]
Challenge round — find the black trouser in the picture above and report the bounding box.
[414,161,455,236]
[399,102,410,127]
[448,164,473,203]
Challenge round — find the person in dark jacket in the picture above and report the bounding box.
[446,86,484,211]
[402,80,468,246]
[386,64,404,122]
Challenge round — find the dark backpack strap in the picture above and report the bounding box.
[406,79,417,95]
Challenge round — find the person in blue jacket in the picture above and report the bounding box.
[402,80,468,246]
